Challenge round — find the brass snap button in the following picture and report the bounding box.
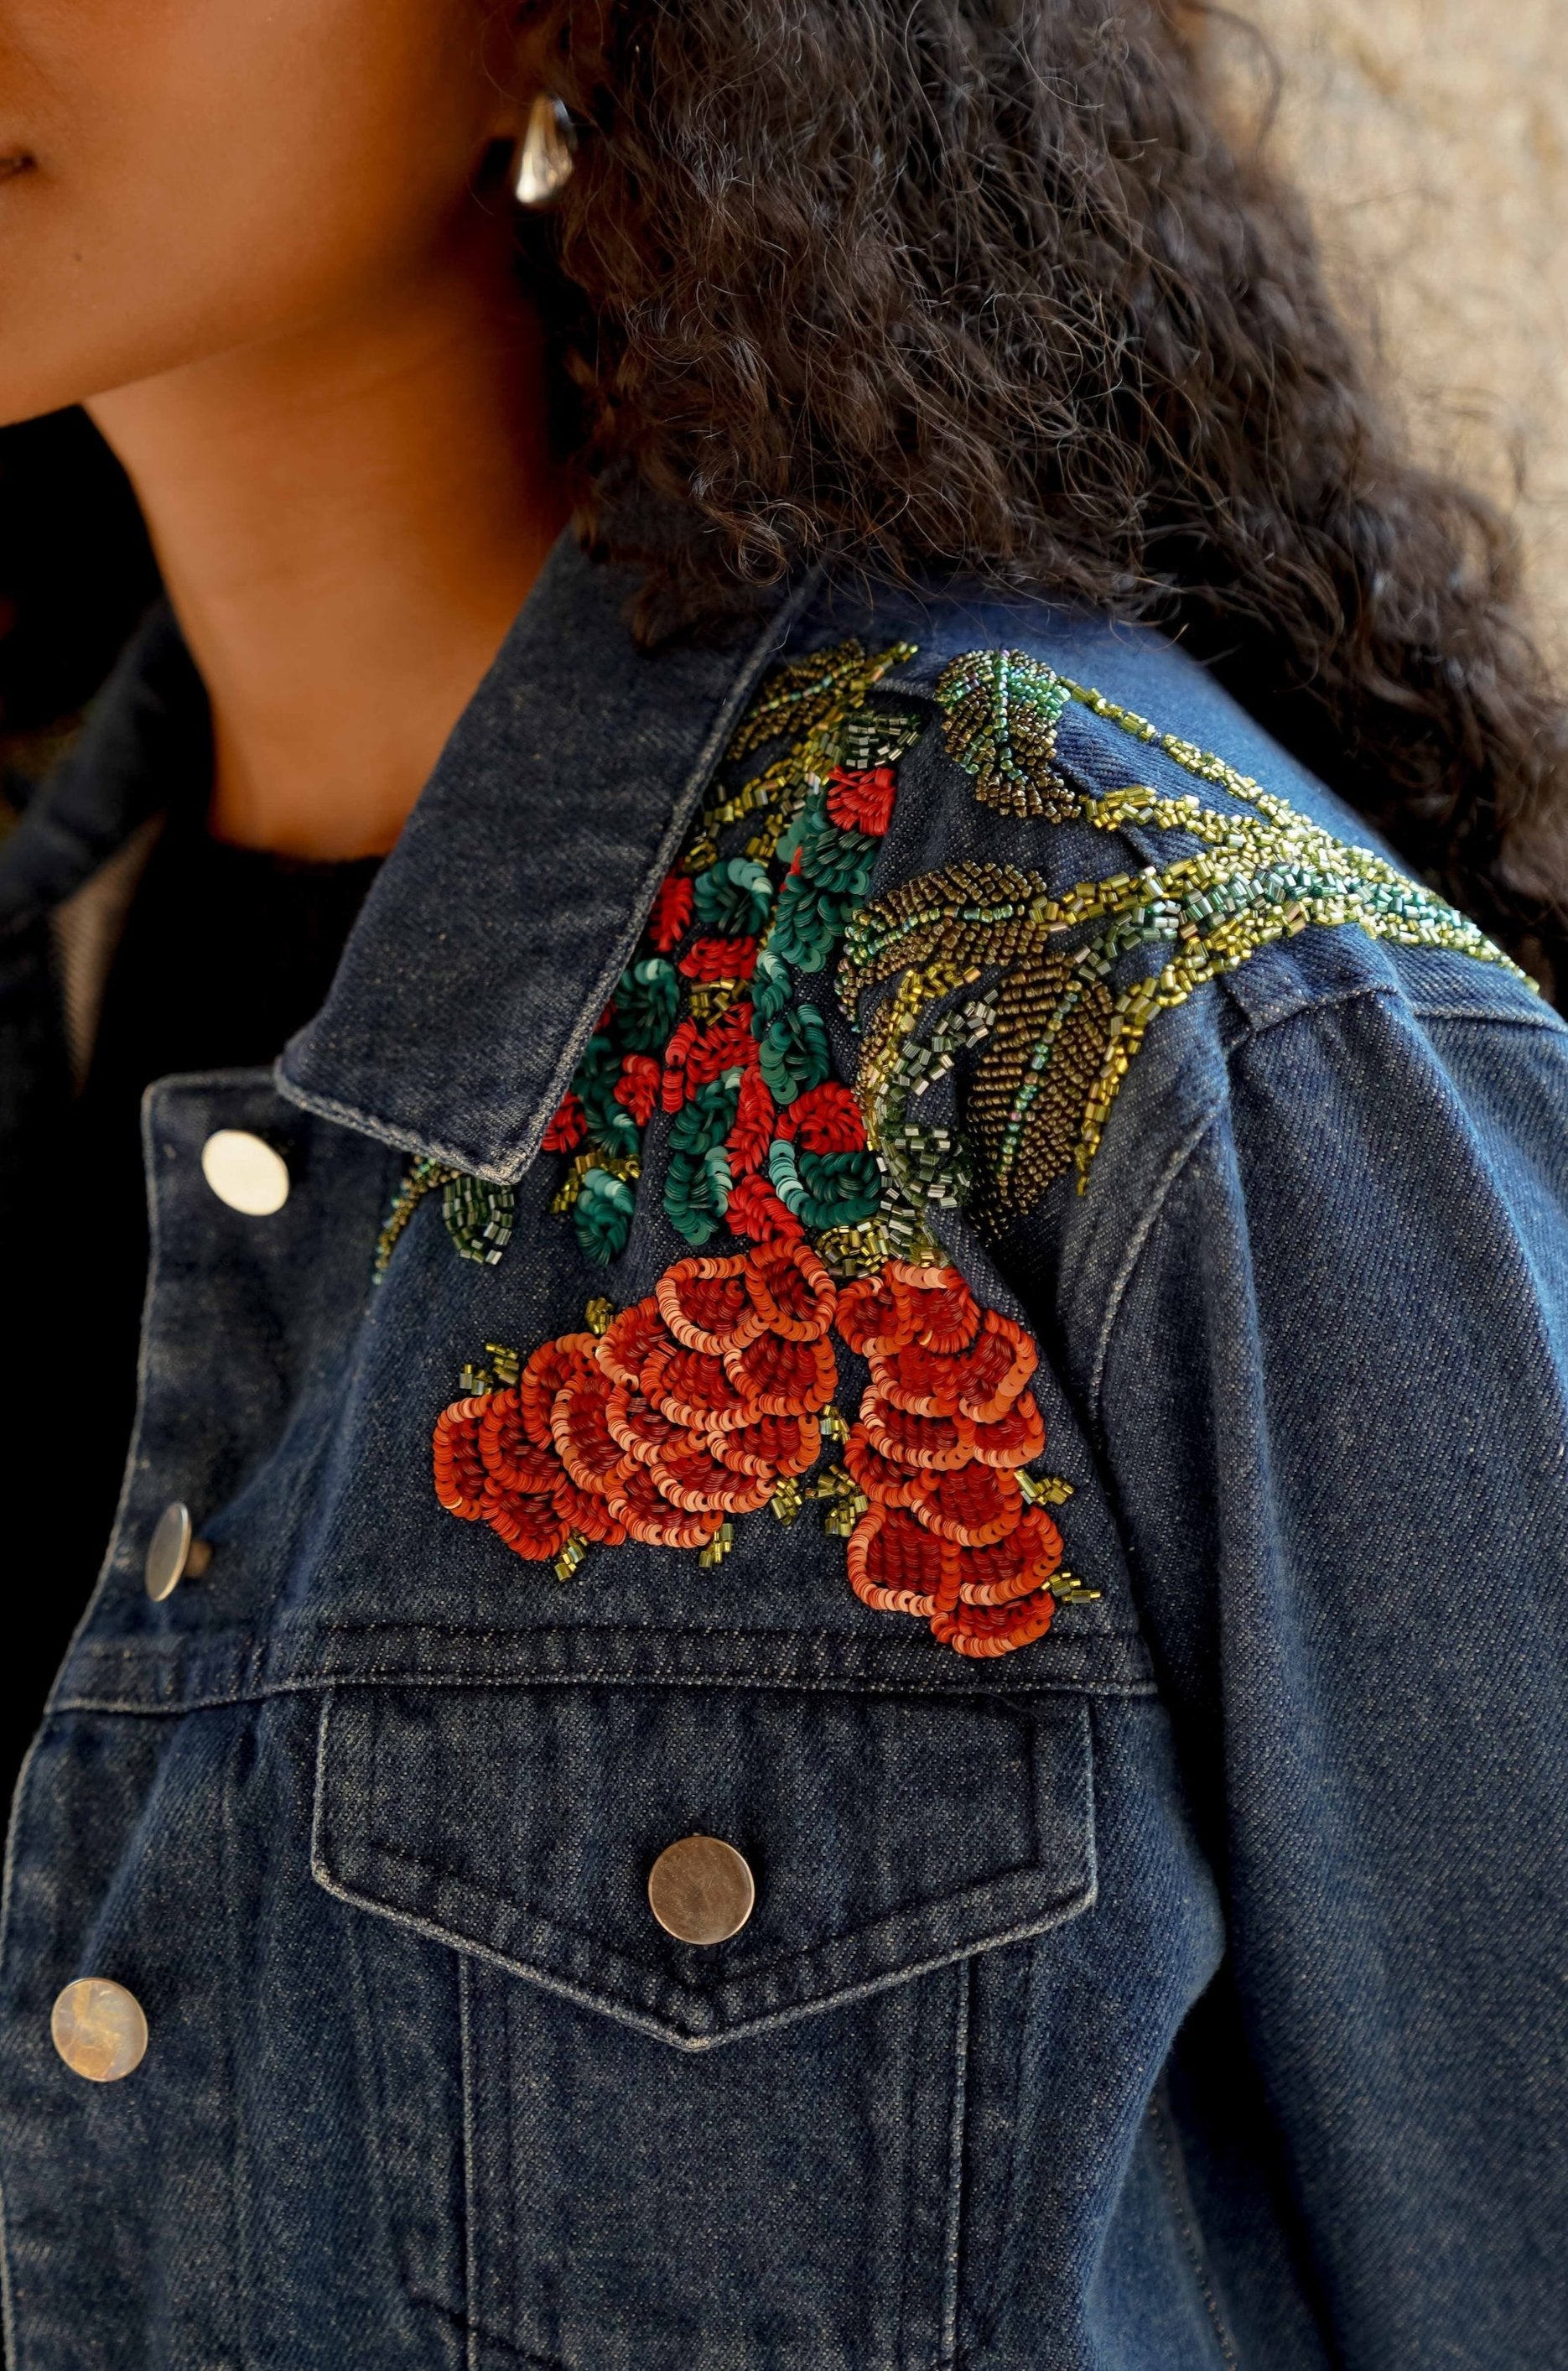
[50,1978,148,2082]
[143,1502,212,1602]
[647,1834,755,1945]
[200,1129,290,1215]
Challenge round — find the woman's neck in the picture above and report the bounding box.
[88,219,570,861]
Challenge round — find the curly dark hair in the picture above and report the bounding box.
[4,0,1565,989]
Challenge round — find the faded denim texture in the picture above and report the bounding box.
[0,532,1565,2368]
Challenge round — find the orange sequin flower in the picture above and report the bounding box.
[825,764,897,837]
[433,1243,840,1562]
[839,1261,1063,1658]
[434,1252,1071,1657]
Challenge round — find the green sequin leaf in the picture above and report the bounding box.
[572,1032,641,1157]
[758,1002,831,1105]
[665,1141,733,1245]
[797,817,878,899]
[668,1074,740,1157]
[750,948,794,1024]
[768,1141,884,1228]
[615,958,681,1053]
[768,873,854,974]
[574,1167,635,1264]
[693,857,774,938]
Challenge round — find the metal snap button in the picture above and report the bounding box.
[50,1978,148,2082]
[200,1129,289,1215]
[647,1834,755,1945]
[143,1501,212,1602]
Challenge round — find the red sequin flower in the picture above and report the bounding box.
[613,1054,662,1126]
[678,935,758,982]
[825,765,898,838]
[775,1082,867,1155]
[541,1093,586,1153]
[836,1261,1062,1657]
[434,1253,1072,1661]
[434,1242,840,1562]
[648,872,693,952]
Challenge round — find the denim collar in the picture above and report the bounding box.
[0,533,816,1184]
[277,537,817,1181]
[0,606,210,928]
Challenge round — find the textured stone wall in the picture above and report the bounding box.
[1235,0,1568,652]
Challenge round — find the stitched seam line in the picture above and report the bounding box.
[55,1668,1158,1718]
[1227,977,1394,1043]
[939,1962,972,2369]
[1410,1002,1565,1031]
[1087,977,1485,1422]
[459,1952,479,2371]
[1088,1104,1223,1420]
[1151,2088,1241,2370]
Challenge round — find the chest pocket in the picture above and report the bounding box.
[311,1677,1096,2369]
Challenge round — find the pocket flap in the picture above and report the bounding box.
[312,1682,1095,2047]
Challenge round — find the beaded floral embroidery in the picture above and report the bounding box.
[434,1245,1089,1659]
[411,637,1519,1653]
[418,637,1098,1658]
[541,637,928,1270]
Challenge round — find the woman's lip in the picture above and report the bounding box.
[0,153,34,178]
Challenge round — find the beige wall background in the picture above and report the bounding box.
[1234,0,1568,654]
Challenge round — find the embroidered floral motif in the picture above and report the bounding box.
[845,655,1532,1213]
[537,635,928,1271]
[414,637,1114,1659]
[400,634,1531,1654]
[434,1249,1093,1658]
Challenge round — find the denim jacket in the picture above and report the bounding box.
[2,534,1565,2371]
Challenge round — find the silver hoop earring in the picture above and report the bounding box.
[514,93,575,209]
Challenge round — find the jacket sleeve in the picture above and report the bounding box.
[1055,979,1568,2354]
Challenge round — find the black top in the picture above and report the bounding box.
[8,813,376,1797]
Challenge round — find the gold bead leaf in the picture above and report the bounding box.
[839,860,1053,1002]
[724,639,871,765]
[935,649,1078,821]
[969,958,1114,1214]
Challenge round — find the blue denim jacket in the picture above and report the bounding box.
[3,534,1565,2369]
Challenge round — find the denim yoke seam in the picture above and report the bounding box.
[1086,980,1404,1427]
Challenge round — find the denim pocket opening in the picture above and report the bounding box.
[310,1681,1096,2050]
